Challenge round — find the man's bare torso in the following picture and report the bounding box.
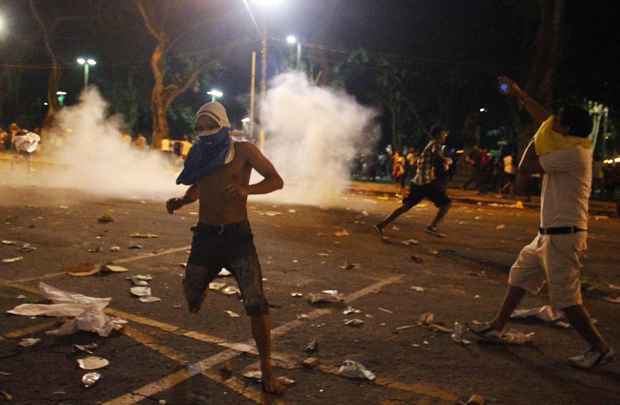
[198,142,252,225]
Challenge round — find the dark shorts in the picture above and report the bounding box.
[184,221,269,316]
[403,181,451,208]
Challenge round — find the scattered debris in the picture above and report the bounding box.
[334,229,350,237]
[317,252,330,257]
[225,310,240,318]
[20,243,37,253]
[103,265,128,273]
[418,312,435,325]
[16,295,27,300]
[179,262,187,269]
[594,215,609,221]
[208,282,226,291]
[609,284,620,291]
[82,372,102,388]
[395,325,416,332]
[302,357,319,368]
[410,286,425,292]
[458,394,486,405]
[97,214,114,224]
[109,246,121,252]
[511,305,570,328]
[130,286,152,297]
[304,339,318,354]
[344,319,365,327]
[130,233,159,239]
[338,260,358,270]
[378,307,393,314]
[7,283,125,337]
[77,356,109,370]
[402,239,420,246]
[242,370,263,382]
[496,224,506,230]
[451,322,472,345]
[128,244,144,250]
[221,286,241,296]
[307,290,345,304]
[218,269,232,277]
[342,306,361,315]
[87,246,102,253]
[429,249,440,256]
[139,296,161,303]
[290,292,303,298]
[2,256,23,264]
[288,209,297,214]
[18,338,41,348]
[1,240,16,246]
[338,360,376,381]
[410,255,424,264]
[499,330,535,345]
[0,391,13,401]
[264,211,282,217]
[74,343,98,355]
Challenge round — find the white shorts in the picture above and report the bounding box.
[508,232,587,309]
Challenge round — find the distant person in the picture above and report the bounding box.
[402,147,417,188]
[501,148,516,196]
[12,129,41,172]
[0,129,7,151]
[471,76,614,369]
[134,134,147,150]
[165,102,287,394]
[375,125,453,238]
[121,133,132,145]
[463,146,482,190]
[391,150,405,187]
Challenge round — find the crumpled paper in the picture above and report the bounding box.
[511,305,570,328]
[338,360,376,381]
[7,283,126,337]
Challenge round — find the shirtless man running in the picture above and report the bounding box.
[166,102,286,394]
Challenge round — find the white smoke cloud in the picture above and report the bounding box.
[2,88,181,201]
[258,72,377,206]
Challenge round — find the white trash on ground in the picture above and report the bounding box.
[6,283,125,337]
[338,360,376,381]
[77,356,109,370]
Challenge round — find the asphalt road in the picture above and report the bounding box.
[1,185,619,405]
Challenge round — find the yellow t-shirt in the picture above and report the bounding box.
[534,116,592,156]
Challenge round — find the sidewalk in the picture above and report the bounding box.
[349,180,619,218]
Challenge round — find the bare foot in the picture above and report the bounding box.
[262,376,287,395]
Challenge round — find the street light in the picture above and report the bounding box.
[207,89,224,102]
[77,57,96,88]
[0,13,6,35]
[480,108,487,113]
[245,0,287,150]
[286,34,302,69]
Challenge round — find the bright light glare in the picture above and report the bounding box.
[480,108,487,113]
[286,35,297,45]
[615,157,620,163]
[252,0,284,7]
[87,58,97,66]
[77,57,86,65]
[242,117,251,123]
[0,13,6,34]
[207,89,224,98]
[56,91,68,96]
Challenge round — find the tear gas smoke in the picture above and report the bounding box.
[259,72,377,206]
[2,88,181,201]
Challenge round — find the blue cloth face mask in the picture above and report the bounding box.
[176,128,231,185]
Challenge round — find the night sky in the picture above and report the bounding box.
[1,0,619,137]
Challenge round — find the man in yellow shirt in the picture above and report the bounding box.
[471,77,613,370]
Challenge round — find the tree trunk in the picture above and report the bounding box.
[150,44,168,148]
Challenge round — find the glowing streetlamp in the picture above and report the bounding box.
[207,89,224,102]
[286,34,302,69]
[0,13,6,35]
[77,57,97,88]
[480,107,487,113]
[244,0,288,150]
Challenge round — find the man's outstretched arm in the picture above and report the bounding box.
[499,76,550,126]
[166,184,199,214]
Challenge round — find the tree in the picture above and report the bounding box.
[134,0,215,148]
